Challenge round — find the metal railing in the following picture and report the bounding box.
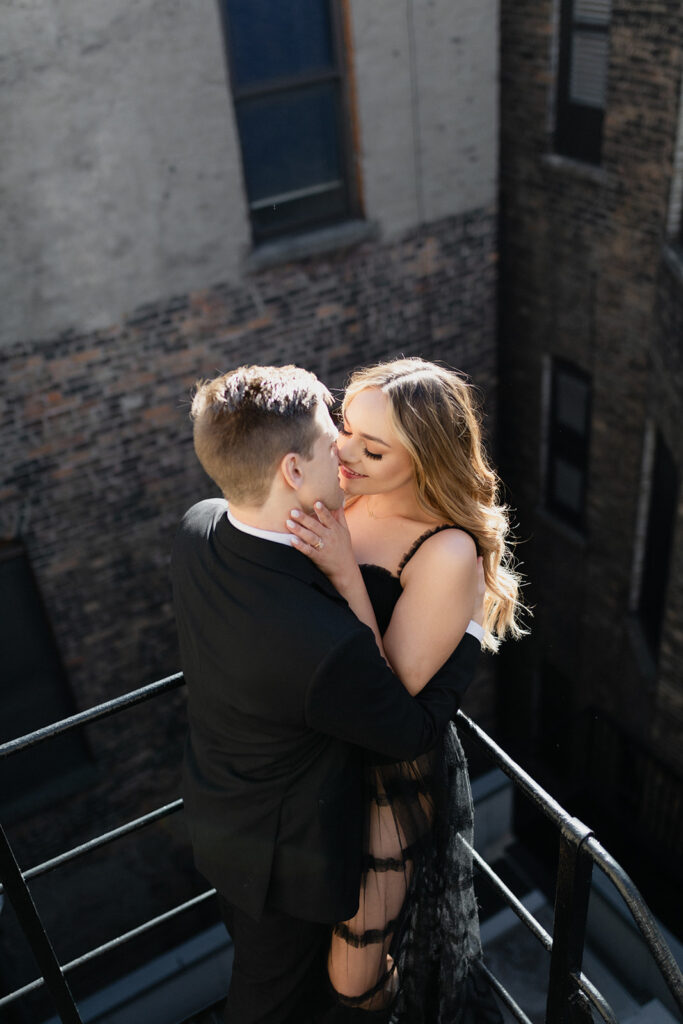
[0,675,682,1024]
[455,713,683,1023]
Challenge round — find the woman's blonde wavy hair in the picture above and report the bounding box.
[343,358,528,652]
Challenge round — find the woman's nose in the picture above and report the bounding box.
[336,434,351,460]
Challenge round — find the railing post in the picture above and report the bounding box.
[0,821,82,1024]
[546,817,594,1024]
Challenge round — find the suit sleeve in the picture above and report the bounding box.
[305,625,480,759]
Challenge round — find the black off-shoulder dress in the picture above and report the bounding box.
[329,527,502,1023]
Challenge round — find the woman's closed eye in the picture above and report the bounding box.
[338,426,383,460]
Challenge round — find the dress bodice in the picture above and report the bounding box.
[359,563,401,635]
[359,523,478,635]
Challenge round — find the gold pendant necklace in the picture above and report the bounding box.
[366,499,387,520]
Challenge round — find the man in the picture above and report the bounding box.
[171,365,483,1023]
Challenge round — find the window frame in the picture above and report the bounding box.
[545,358,592,531]
[219,0,360,243]
[636,430,679,657]
[555,0,611,165]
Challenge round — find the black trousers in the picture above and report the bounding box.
[218,895,333,1024]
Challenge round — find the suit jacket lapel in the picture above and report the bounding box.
[215,511,344,602]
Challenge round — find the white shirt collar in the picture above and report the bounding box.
[227,506,294,547]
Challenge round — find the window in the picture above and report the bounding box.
[220,0,357,242]
[545,360,591,529]
[637,432,678,656]
[0,541,91,819]
[555,0,611,164]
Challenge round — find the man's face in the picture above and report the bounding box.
[298,403,344,512]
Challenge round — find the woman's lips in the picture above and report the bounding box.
[339,464,367,479]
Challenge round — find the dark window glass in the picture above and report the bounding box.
[237,84,343,203]
[546,360,591,529]
[638,433,678,656]
[227,0,334,88]
[555,0,611,164]
[222,0,354,241]
[0,542,90,819]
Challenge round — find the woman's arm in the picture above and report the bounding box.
[287,507,482,694]
[287,504,388,660]
[384,530,479,696]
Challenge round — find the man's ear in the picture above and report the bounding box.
[279,451,304,492]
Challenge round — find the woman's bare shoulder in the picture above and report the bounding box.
[399,526,477,584]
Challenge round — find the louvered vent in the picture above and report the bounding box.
[570,31,609,108]
[574,0,611,25]
[556,0,611,161]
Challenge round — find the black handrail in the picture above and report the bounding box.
[0,672,184,758]
[0,680,681,1024]
[0,800,184,895]
[457,706,602,1019]
[455,710,683,1020]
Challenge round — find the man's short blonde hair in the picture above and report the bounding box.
[191,365,332,504]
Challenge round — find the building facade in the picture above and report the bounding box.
[498,0,683,934]
[0,1,500,1016]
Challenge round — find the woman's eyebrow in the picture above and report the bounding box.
[343,413,391,447]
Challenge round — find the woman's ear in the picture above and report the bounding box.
[279,452,304,492]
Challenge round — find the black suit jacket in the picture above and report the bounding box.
[171,499,479,923]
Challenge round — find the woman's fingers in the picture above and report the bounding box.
[285,504,348,563]
[313,501,336,524]
[289,533,322,556]
[286,504,354,581]
[289,508,322,533]
[286,516,324,549]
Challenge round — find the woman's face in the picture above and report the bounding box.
[337,388,415,497]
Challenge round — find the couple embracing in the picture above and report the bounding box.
[171,358,525,1023]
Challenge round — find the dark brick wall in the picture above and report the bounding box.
[0,207,498,1014]
[650,256,683,765]
[497,0,683,919]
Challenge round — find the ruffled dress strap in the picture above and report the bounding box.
[397,524,479,579]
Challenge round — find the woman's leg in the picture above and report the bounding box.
[328,756,435,1012]
[328,771,417,1011]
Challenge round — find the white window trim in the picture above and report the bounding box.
[666,76,683,239]
[628,420,656,612]
[547,0,563,136]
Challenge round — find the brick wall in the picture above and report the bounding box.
[650,257,683,768]
[0,207,499,1014]
[497,0,683,924]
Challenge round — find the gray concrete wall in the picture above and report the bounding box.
[1,0,250,347]
[349,0,499,234]
[1,0,499,347]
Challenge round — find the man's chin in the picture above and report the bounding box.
[327,489,345,511]
[302,491,344,515]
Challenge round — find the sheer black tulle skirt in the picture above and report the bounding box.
[328,723,502,1023]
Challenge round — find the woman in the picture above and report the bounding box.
[286,358,525,1022]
